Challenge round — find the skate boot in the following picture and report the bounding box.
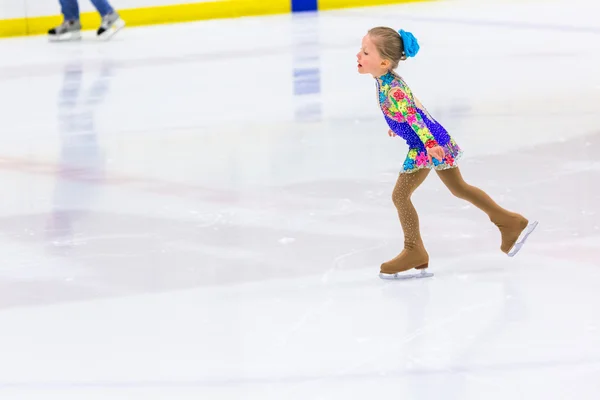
[97,12,125,40]
[495,213,538,257]
[48,20,82,42]
[379,245,433,280]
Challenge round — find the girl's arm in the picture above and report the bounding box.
[385,87,438,150]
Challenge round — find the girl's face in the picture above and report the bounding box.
[357,34,389,77]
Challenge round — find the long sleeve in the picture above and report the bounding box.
[384,86,439,149]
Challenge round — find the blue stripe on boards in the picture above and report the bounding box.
[291,0,318,12]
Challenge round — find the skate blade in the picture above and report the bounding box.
[48,31,82,42]
[98,19,125,41]
[379,269,434,280]
[508,220,538,257]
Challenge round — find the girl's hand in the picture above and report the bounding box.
[427,146,445,163]
[388,129,397,137]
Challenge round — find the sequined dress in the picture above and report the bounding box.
[376,71,462,174]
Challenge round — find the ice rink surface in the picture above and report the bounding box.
[0,0,599,398]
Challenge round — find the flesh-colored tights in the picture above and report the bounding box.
[385,167,527,273]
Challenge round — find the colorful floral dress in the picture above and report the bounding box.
[376,71,462,174]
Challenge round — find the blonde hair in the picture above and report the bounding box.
[368,26,406,70]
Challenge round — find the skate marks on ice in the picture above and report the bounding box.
[311,295,505,394]
[320,240,391,284]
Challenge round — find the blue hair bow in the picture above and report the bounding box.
[399,29,420,58]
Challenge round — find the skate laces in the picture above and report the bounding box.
[58,20,73,31]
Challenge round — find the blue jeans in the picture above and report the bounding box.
[60,0,115,20]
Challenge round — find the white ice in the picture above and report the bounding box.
[0,0,600,398]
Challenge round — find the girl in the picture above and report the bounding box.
[357,27,538,280]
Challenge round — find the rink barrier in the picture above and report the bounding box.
[0,0,426,38]
[319,0,427,10]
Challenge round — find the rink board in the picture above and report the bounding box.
[0,0,426,38]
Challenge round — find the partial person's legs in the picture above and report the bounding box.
[90,0,125,39]
[381,168,431,275]
[435,167,529,254]
[48,0,82,41]
[49,0,123,40]
[89,0,114,16]
[59,0,80,20]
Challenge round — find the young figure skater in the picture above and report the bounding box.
[48,0,125,41]
[357,27,538,280]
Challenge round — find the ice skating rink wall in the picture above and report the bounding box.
[0,0,427,38]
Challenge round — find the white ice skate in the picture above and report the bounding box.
[48,20,82,42]
[97,12,125,41]
[379,268,434,280]
[507,220,538,257]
